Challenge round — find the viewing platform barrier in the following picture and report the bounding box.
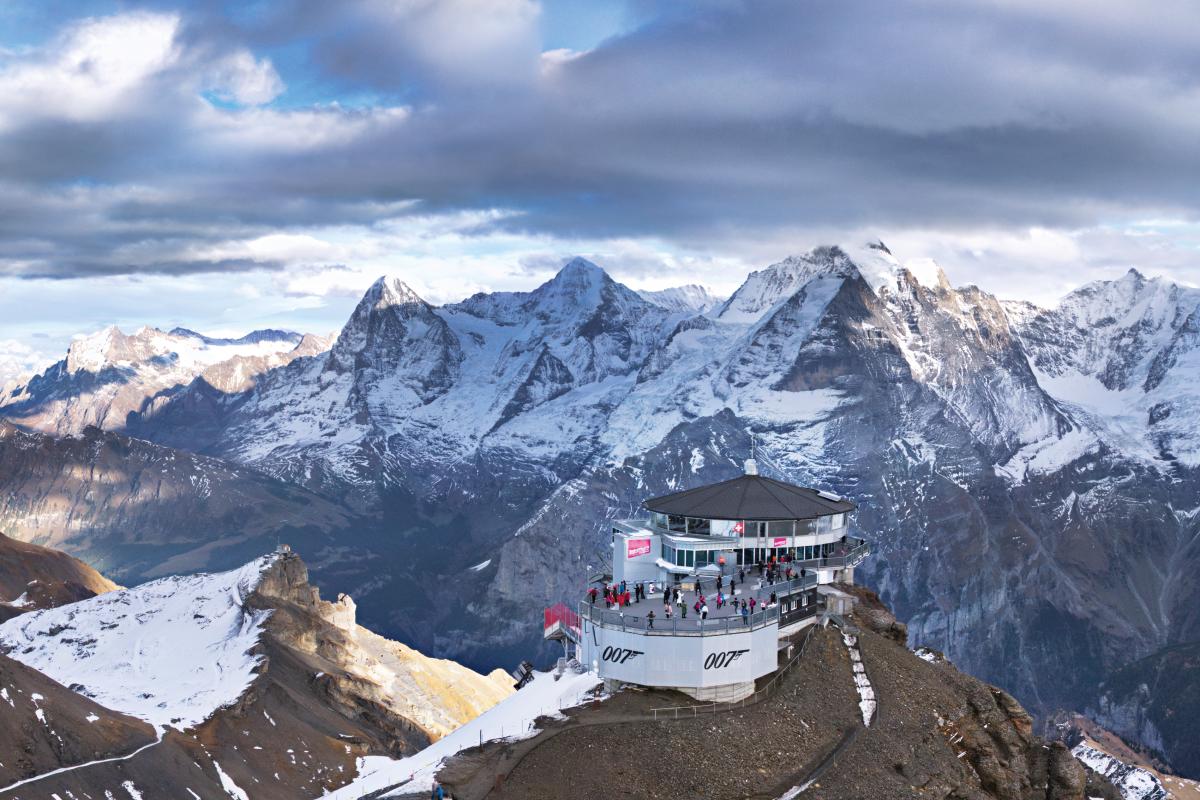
[580,601,781,636]
[543,602,582,642]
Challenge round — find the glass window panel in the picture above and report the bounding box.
[767,520,792,537]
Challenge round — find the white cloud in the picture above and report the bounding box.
[194,102,409,153]
[0,339,58,387]
[0,12,180,128]
[204,50,285,106]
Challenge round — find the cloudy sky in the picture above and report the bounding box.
[2,0,1200,381]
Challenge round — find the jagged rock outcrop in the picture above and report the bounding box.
[251,548,513,744]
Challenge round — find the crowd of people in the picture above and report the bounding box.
[584,565,798,629]
[588,579,655,609]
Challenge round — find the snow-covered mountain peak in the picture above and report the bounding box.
[167,327,302,347]
[557,256,606,279]
[527,257,612,315]
[64,325,130,373]
[62,324,304,376]
[716,246,859,323]
[331,275,447,360]
[0,553,280,730]
[363,275,427,311]
[1056,267,1190,330]
[637,284,722,314]
[846,241,949,296]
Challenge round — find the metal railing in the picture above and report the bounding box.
[580,602,782,636]
[738,571,818,598]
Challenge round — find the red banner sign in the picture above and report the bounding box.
[772,537,787,547]
[627,538,652,558]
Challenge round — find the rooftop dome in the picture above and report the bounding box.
[643,474,854,521]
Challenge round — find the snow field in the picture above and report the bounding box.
[0,555,278,731]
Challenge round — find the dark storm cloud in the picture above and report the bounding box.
[3,0,1200,278]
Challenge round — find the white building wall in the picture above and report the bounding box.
[581,620,778,689]
[613,530,661,585]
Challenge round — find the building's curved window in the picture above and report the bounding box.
[767,520,791,538]
[739,521,767,538]
[686,517,711,535]
[668,514,687,532]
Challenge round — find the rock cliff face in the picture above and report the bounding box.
[0,420,353,583]
[251,548,514,744]
[1086,641,1200,781]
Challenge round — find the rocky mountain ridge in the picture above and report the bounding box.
[0,325,323,436]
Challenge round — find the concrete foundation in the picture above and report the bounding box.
[678,680,755,703]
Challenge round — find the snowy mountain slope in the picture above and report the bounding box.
[326,669,602,799]
[128,258,672,508]
[0,325,318,436]
[637,283,722,313]
[0,651,161,794]
[1005,269,1200,467]
[0,554,276,730]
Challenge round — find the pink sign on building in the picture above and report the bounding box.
[772,537,787,547]
[627,538,652,558]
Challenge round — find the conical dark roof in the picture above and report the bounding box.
[643,474,854,521]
